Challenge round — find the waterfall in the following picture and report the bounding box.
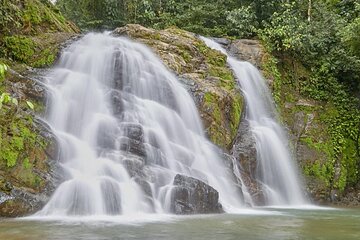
[37,33,244,217]
[200,37,307,206]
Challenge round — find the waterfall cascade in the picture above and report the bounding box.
[201,37,307,206]
[37,33,244,217]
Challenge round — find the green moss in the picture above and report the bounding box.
[206,50,227,67]
[230,95,243,138]
[176,46,192,63]
[0,101,47,189]
[203,92,224,146]
[204,92,222,124]
[3,34,65,68]
[23,158,31,169]
[209,66,235,90]
[195,41,236,90]
[33,48,56,67]
[303,160,334,187]
[4,36,36,63]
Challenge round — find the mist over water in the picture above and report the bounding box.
[37,33,244,217]
[201,37,307,206]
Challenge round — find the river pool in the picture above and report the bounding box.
[0,207,359,240]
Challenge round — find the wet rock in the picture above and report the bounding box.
[170,174,223,214]
[113,49,124,90]
[120,123,144,142]
[0,184,52,217]
[122,157,145,178]
[228,39,264,68]
[7,69,47,102]
[212,37,231,46]
[230,118,267,206]
[119,137,146,158]
[110,90,124,116]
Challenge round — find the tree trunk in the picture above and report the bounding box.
[308,0,312,22]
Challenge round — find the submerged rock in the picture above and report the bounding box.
[170,174,223,214]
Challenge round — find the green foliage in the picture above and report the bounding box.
[26,101,35,110]
[258,1,360,193]
[226,5,258,38]
[56,0,254,37]
[342,17,360,57]
[3,36,36,63]
[0,63,8,80]
[0,0,76,36]
[259,2,307,53]
[0,92,19,110]
[3,35,59,67]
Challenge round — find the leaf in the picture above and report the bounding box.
[26,101,34,110]
[0,101,2,110]
[2,93,11,104]
[0,65,4,77]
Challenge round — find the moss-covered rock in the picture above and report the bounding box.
[114,24,243,150]
[0,0,76,217]
[0,64,60,217]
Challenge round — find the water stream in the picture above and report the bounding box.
[37,33,243,217]
[200,37,307,206]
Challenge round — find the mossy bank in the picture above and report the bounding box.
[0,0,78,217]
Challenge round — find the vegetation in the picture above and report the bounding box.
[0,0,79,68]
[257,1,360,194]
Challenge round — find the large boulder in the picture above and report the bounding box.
[170,174,223,214]
[113,24,243,150]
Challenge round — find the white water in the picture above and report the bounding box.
[37,33,244,217]
[201,37,307,206]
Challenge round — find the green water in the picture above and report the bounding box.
[0,208,359,240]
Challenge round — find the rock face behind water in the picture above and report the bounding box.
[171,174,223,214]
[114,24,243,150]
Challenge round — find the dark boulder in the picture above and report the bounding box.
[170,174,223,214]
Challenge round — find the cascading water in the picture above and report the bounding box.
[201,37,307,206]
[37,33,244,217]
